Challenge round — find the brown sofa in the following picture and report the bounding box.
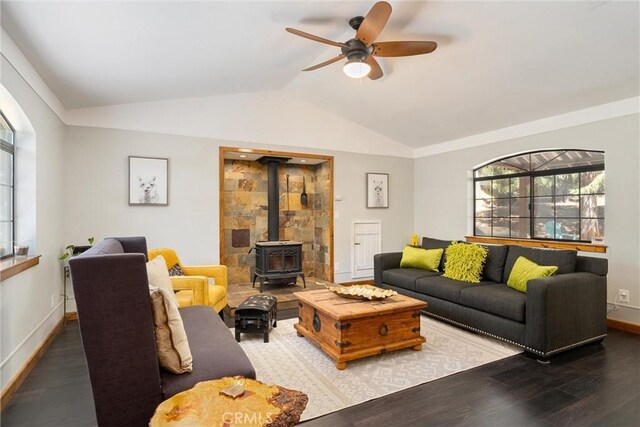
[69,236,255,427]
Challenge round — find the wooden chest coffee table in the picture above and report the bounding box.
[294,289,427,369]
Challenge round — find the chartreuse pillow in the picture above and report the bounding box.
[507,256,558,293]
[442,242,488,283]
[400,246,444,272]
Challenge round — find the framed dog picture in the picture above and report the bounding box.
[129,156,169,206]
[366,172,389,208]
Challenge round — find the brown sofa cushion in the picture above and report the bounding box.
[149,287,193,374]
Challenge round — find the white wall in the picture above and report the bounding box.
[0,57,66,391]
[65,126,414,287]
[414,114,640,325]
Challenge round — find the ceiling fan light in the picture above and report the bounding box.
[343,59,371,79]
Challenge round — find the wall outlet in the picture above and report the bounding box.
[335,262,340,272]
[618,289,630,303]
[50,293,57,308]
[334,211,340,220]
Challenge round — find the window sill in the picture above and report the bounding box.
[465,236,607,253]
[0,255,41,282]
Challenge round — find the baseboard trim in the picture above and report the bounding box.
[65,312,78,321]
[607,318,640,334]
[0,318,64,410]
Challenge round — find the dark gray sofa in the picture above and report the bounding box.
[69,236,255,427]
[374,237,608,358]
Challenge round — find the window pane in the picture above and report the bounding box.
[475,219,491,236]
[510,198,529,217]
[0,114,14,145]
[492,218,509,237]
[555,173,579,196]
[530,151,565,170]
[581,219,604,241]
[475,199,492,217]
[475,164,522,178]
[534,176,553,196]
[0,220,12,257]
[557,219,579,240]
[555,196,579,218]
[0,186,12,221]
[581,171,604,194]
[492,198,509,217]
[0,151,12,186]
[534,196,554,217]
[534,218,556,238]
[510,177,529,198]
[492,178,510,198]
[580,195,604,218]
[510,218,530,238]
[475,181,492,199]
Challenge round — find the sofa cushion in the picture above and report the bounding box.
[149,286,193,374]
[503,245,577,282]
[400,246,443,271]
[382,268,440,292]
[83,238,123,256]
[415,275,493,304]
[443,242,488,283]
[482,244,509,283]
[507,256,558,293]
[160,306,256,399]
[459,284,526,323]
[421,237,453,271]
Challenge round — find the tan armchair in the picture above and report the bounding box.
[148,248,227,313]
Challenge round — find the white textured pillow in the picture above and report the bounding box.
[149,286,193,374]
[147,255,178,307]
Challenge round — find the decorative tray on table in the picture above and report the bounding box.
[323,283,398,301]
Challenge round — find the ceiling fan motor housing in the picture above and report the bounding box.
[341,39,373,61]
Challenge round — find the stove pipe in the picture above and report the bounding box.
[257,156,290,241]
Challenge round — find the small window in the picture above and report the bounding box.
[0,112,15,258]
[474,150,604,243]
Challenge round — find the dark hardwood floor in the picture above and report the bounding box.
[2,311,638,427]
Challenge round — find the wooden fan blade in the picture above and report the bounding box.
[286,27,347,48]
[356,1,392,46]
[366,56,383,80]
[373,41,438,57]
[303,55,345,71]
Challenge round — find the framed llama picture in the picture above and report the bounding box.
[129,156,169,206]
[366,172,389,208]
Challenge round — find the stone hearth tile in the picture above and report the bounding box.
[232,229,251,248]
[238,179,257,192]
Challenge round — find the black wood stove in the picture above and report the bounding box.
[252,241,306,292]
[250,156,306,292]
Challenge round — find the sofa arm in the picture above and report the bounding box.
[526,272,607,356]
[170,276,210,306]
[374,252,403,286]
[182,265,228,290]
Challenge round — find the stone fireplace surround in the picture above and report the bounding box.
[221,148,333,286]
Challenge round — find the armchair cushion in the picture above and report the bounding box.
[169,264,185,276]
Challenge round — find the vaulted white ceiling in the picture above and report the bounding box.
[2,1,638,151]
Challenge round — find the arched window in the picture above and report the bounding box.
[0,111,15,258]
[474,150,604,242]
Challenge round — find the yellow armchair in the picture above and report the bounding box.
[148,248,228,313]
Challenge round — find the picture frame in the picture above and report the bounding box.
[128,156,169,206]
[366,173,389,209]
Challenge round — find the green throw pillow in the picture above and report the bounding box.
[400,246,444,272]
[507,256,558,293]
[442,242,488,283]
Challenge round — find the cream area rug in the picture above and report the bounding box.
[233,316,521,421]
